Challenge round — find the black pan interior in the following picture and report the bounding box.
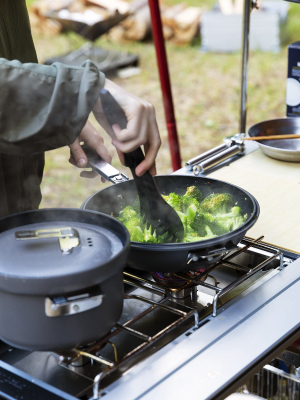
[83,175,256,235]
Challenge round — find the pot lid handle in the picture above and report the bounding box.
[15,227,80,255]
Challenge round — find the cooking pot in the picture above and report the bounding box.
[0,209,130,351]
[82,175,260,273]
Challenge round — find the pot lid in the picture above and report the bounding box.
[0,209,129,295]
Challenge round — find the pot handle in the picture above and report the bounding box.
[82,144,129,185]
[45,286,104,317]
[15,227,80,255]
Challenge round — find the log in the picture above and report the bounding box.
[30,0,75,17]
[67,1,87,12]
[172,23,199,44]
[29,11,63,35]
[161,3,187,28]
[173,7,201,31]
[172,7,201,44]
[122,4,151,41]
[107,25,127,41]
[163,25,174,40]
[86,0,130,14]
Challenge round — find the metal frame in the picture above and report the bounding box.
[239,0,258,134]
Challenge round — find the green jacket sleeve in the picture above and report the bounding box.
[0,58,105,155]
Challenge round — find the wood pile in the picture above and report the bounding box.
[162,4,201,44]
[28,0,201,44]
[107,2,201,44]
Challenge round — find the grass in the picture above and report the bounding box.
[25,0,300,208]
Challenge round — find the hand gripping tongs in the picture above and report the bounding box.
[85,89,184,243]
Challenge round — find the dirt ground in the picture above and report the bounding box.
[26,1,299,208]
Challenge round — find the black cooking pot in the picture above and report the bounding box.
[81,175,260,273]
[0,209,130,351]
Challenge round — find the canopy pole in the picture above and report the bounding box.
[148,0,182,171]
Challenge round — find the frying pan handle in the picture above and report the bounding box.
[81,144,129,185]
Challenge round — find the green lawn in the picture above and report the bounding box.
[25,0,300,208]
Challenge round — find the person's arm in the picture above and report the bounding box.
[0,58,104,154]
[0,58,161,176]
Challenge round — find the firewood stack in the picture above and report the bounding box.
[107,1,201,44]
[162,4,201,44]
[29,0,201,45]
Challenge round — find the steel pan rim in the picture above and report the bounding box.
[248,117,300,155]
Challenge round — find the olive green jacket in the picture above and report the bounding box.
[0,0,105,217]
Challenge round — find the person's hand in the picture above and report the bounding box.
[69,120,112,181]
[93,79,161,177]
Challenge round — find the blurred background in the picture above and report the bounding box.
[25,0,300,209]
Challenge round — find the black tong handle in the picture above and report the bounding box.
[99,89,145,173]
[99,89,156,220]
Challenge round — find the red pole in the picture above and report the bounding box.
[148,0,182,171]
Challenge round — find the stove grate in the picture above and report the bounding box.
[59,236,283,399]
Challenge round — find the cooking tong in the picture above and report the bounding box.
[87,89,184,242]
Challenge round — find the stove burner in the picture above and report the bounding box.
[152,268,207,289]
[56,341,107,366]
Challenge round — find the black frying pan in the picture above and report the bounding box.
[82,175,260,273]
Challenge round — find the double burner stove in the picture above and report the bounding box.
[0,237,297,400]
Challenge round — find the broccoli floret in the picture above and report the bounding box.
[131,226,144,242]
[184,232,206,242]
[156,232,171,243]
[184,186,203,203]
[122,216,142,235]
[143,226,158,243]
[212,218,233,235]
[162,192,183,212]
[190,212,212,236]
[216,206,243,219]
[205,225,217,238]
[182,196,200,213]
[231,215,246,230]
[200,193,233,215]
[118,190,242,244]
[184,225,216,242]
[213,206,245,234]
[118,206,137,222]
[175,210,188,233]
[186,203,198,224]
[132,197,140,213]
